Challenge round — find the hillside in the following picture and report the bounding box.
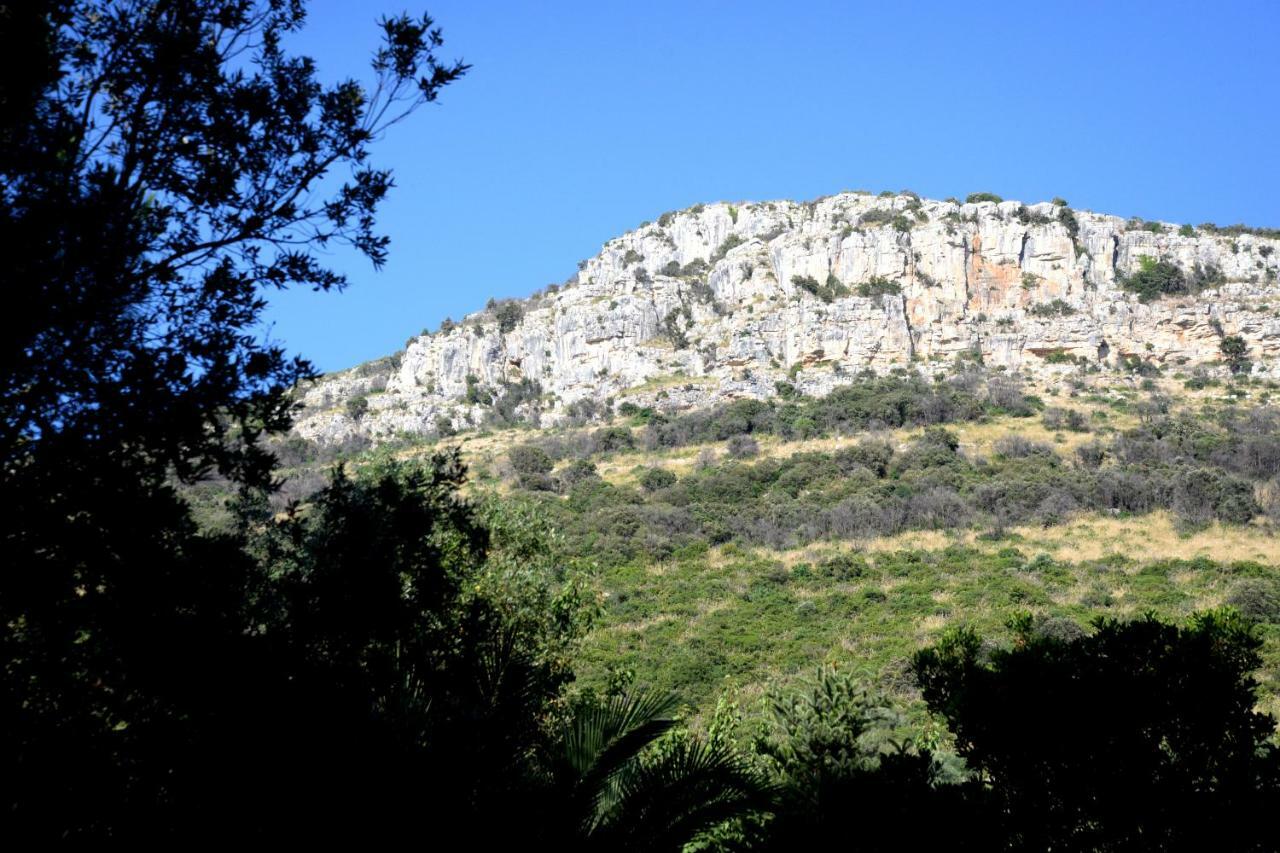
[252,190,1280,720]
[258,367,1280,721]
[293,191,1280,445]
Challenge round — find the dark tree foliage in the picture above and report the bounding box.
[509,443,555,476]
[0,0,468,840]
[1118,256,1224,303]
[1,0,467,485]
[1119,257,1187,301]
[914,612,1280,852]
[237,457,593,845]
[1221,334,1251,374]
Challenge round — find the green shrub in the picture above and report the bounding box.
[508,444,554,476]
[1016,206,1051,225]
[345,394,369,421]
[1220,335,1250,374]
[1057,206,1080,243]
[817,553,867,580]
[1028,299,1076,318]
[1119,256,1187,301]
[792,274,821,298]
[1041,349,1080,365]
[1227,579,1280,623]
[557,458,600,490]
[966,192,1003,204]
[464,374,493,406]
[792,274,849,303]
[856,277,901,298]
[678,258,708,279]
[489,299,524,333]
[592,426,635,453]
[638,467,677,492]
[859,208,894,226]
[659,308,690,349]
[710,234,744,264]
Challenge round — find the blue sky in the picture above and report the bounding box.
[264,0,1280,372]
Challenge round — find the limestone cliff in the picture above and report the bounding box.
[294,192,1280,444]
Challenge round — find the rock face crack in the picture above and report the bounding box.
[292,193,1280,445]
[900,294,916,361]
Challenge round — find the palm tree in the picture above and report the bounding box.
[552,691,770,851]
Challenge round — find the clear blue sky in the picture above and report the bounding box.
[263,0,1280,372]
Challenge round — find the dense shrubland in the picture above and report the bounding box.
[609,368,1030,451]
[500,389,1276,564]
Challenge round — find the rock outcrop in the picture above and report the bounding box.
[294,192,1280,444]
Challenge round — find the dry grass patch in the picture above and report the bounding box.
[1021,513,1278,564]
[753,512,1279,567]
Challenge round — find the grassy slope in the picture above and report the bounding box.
[576,524,1279,719]
[264,373,1280,720]
[438,375,1279,719]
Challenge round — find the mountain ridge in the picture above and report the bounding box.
[294,191,1280,444]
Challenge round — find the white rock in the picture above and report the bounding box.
[294,193,1280,444]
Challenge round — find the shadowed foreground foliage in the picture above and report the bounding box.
[915,613,1280,852]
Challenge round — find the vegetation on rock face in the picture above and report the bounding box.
[1120,256,1189,300]
[791,273,850,303]
[490,298,525,333]
[1028,298,1076,317]
[298,180,1280,448]
[345,394,370,421]
[1120,255,1226,302]
[1222,335,1251,374]
[855,276,902,299]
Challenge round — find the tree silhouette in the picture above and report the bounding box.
[235,456,593,844]
[3,0,465,485]
[914,612,1280,851]
[0,1,465,839]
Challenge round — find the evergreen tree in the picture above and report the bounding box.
[0,0,465,838]
[915,612,1280,851]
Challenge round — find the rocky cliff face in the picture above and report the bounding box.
[294,192,1280,444]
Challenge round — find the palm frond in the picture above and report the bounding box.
[596,738,773,851]
[561,691,679,833]
[563,690,678,776]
